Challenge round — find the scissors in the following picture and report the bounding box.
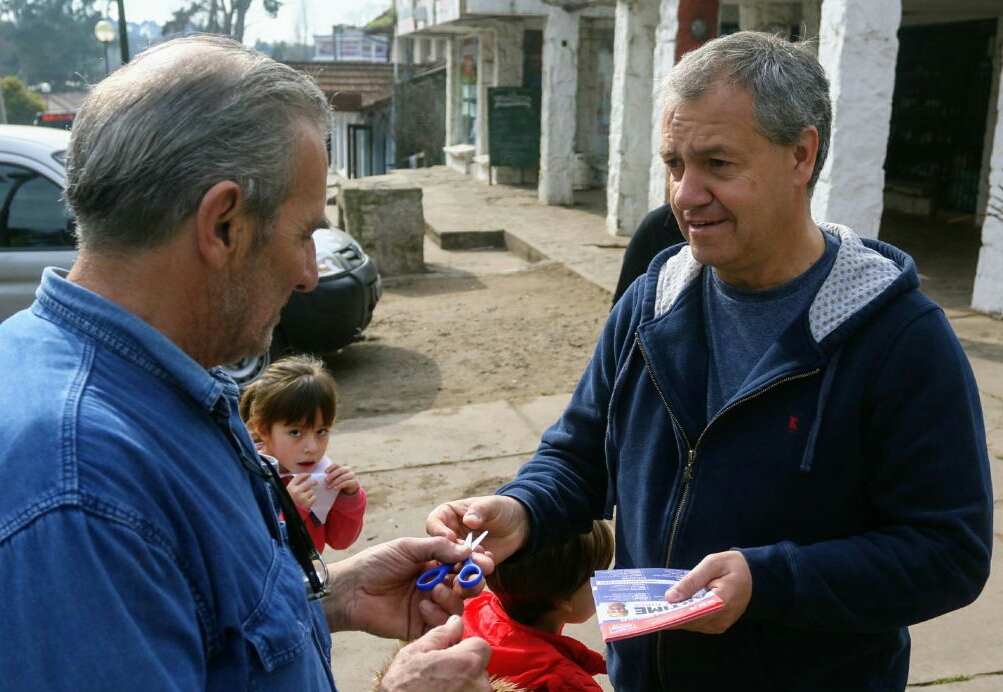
[416,531,489,591]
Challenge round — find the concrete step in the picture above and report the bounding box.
[425,223,506,251]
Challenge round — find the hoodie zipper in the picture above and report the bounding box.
[635,334,694,566]
[637,334,820,564]
[637,334,820,687]
[677,373,819,563]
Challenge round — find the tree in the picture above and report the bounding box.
[1,75,47,123]
[161,0,281,42]
[0,0,104,87]
[255,39,311,62]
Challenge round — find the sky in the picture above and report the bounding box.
[119,0,392,46]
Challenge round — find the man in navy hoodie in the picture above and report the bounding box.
[428,31,993,691]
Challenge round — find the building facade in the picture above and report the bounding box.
[313,25,391,62]
[284,61,396,178]
[394,0,1003,314]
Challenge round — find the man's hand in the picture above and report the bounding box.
[425,495,529,564]
[664,550,752,634]
[323,536,494,638]
[377,615,492,692]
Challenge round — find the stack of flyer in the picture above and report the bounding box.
[591,568,725,642]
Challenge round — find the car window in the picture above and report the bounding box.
[0,163,73,250]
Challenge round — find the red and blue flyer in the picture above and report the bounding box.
[590,568,725,642]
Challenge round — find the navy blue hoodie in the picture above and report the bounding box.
[500,224,993,691]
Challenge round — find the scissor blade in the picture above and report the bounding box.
[469,530,489,551]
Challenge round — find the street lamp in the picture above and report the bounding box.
[94,19,116,75]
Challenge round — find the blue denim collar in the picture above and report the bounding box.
[34,267,238,413]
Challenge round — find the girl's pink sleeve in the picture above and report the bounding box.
[323,486,367,550]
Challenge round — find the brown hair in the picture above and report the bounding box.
[239,354,337,438]
[487,520,614,627]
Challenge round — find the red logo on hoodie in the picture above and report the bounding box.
[788,415,799,432]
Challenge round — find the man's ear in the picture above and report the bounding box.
[196,180,249,269]
[792,126,820,188]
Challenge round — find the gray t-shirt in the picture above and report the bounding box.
[704,231,838,418]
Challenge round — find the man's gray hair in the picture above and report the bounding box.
[66,34,332,251]
[662,31,831,191]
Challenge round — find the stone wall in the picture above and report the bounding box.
[337,178,425,277]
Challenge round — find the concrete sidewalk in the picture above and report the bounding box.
[328,166,1002,691]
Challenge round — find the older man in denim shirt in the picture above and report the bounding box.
[0,36,492,692]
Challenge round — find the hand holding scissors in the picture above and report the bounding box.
[416,531,489,591]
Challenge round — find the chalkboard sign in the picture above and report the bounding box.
[488,87,541,168]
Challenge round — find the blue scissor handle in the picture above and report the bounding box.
[456,558,483,589]
[415,531,488,591]
[416,563,451,591]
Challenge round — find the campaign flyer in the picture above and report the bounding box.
[591,568,725,642]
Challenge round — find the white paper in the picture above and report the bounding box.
[283,456,341,523]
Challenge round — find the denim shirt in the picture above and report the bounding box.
[0,268,335,691]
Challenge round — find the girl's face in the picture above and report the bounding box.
[257,409,331,475]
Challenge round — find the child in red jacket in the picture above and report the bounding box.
[240,354,366,553]
[462,520,614,692]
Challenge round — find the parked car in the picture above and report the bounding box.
[0,123,382,384]
[223,225,382,383]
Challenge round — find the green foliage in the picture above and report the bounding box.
[269,40,287,61]
[363,6,395,31]
[160,0,278,42]
[927,675,972,685]
[254,39,311,62]
[1,75,47,124]
[0,0,104,87]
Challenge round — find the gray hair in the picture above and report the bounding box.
[66,34,332,251]
[662,31,831,192]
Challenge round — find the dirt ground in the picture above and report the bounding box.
[321,243,620,692]
[324,246,613,421]
[322,212,987,422]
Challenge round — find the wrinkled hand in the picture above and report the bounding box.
[324,462,360,495]
[377,615,492,692]
[664,550,752,634]
[426,495,529,564]
[286,473,318,509]
[323,536,494,638]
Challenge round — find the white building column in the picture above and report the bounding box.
[539,7,580,206]
[476,30,495,158]
[647,0,680,211]
[605,0,659,234]
[811,0,900,238]
[414,37,428,64]
[972,28,1003,314]
[444,38,463,146]
[492,20,524,87]
[391,35,408,65]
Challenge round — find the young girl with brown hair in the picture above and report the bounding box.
[240,354,366,552]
